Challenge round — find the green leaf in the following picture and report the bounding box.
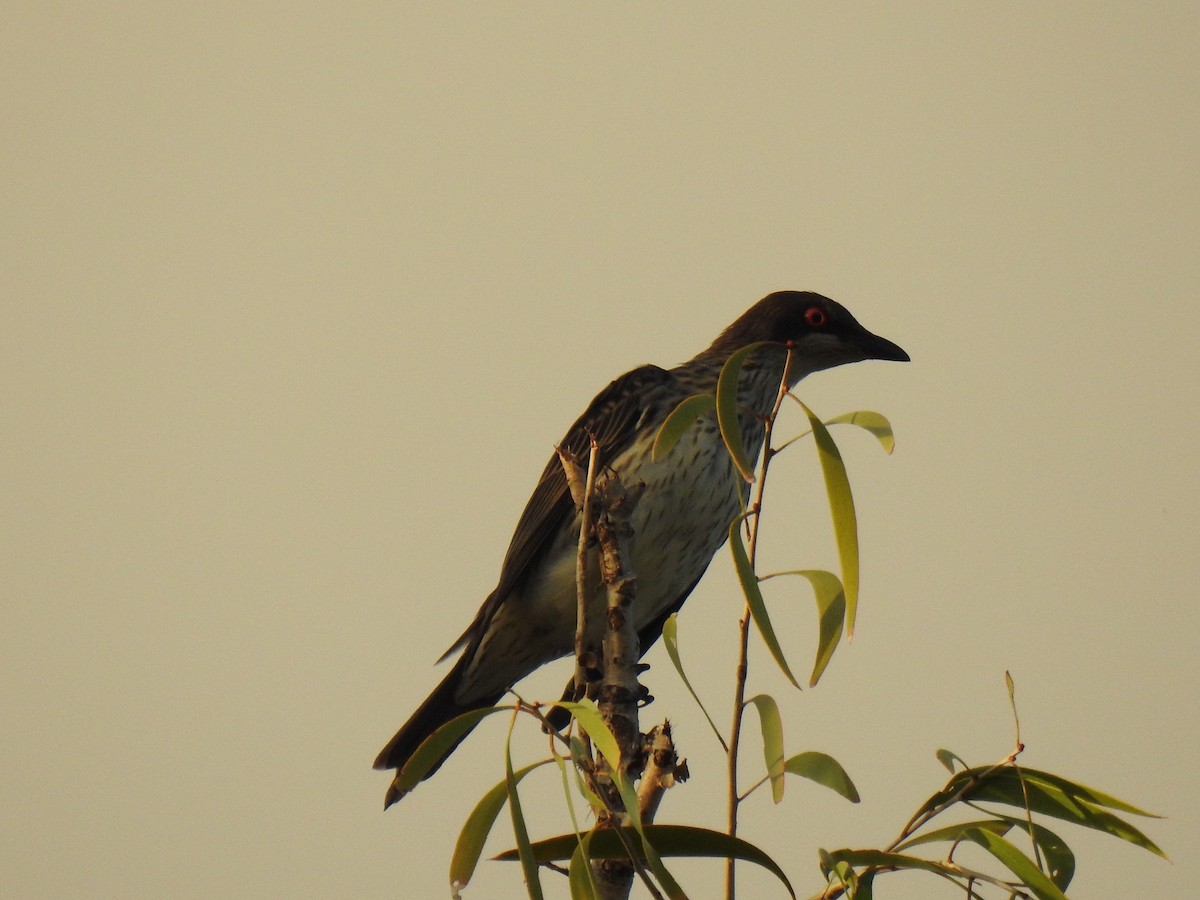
[661,614,727,751]
[1016,769,1161,818]
[825,410,896,454]
[769,569,845,686]
[783,751,860,803]
[823,847,1008,894]
[1002,778,1165,859]
[717,341,770,482]
[653,393,716,461]
[961,828,1068,900]
[935,748,967,773]
[895,817,1012,850]
[994,815,1077,890]
[822,848,971,880]
[505,722,543,900]
[391,706,512,802]
[1006,669,1022,745]
[568,833,598,900]
[567,737,605,814]
[449,759,552,892]
[729,515,800,688]
[763,569,844,686]
[553,745,599,899]
[820,851,858,896]
[921,766,1166,859]
[897,815,1078,889]
[497,825,796,899]
[554,700,621,773]
[797,401,860,636]
[747,694,786,803]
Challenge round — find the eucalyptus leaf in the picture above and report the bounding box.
[825,410,897,454]
[781,569,845,686]
[505,728,543,900]
[554,700,621,773]
[449,759,551,891]
[653,393,716,461]
[729,516,800,688]
[390,706,512,802]
[918,766,1165,858]
[796,400,861,635]
[962,828,1068,900]
[783,751,860,803]
[497,825,796,899]
[567,833,598,900]
[935,748,967,773]
[747,694,786,803]
[717,341,770,482]
[661,614,727,751]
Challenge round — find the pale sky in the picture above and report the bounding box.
[4,4,1197,898]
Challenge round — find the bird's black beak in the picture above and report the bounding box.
[857,329,910,363]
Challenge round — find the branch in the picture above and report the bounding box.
[638,722,685,823]
[590,474,646,898]
[558,440,602,698]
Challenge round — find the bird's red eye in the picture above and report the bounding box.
[804,306,828,328]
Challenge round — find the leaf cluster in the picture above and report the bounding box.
[391,344,1163,899]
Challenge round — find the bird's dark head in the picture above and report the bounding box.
[706,290,909,380]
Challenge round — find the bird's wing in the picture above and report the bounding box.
[439,364,675,660]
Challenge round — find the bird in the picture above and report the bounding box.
[374,290,908,807]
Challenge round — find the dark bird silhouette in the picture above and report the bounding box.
[374,291,908,807]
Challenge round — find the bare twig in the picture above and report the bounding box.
[558,439,601,698]
[637,722,682,823]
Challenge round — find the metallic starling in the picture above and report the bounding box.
[374,290,908,806]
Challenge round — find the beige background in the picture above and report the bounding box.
[4,4,1197,898]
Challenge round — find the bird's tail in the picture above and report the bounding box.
[373,654,502,808]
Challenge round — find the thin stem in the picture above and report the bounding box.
[724,348,795,899]
[737,773,770,802]
[1006,672,1045,873]
[723,607,753,900]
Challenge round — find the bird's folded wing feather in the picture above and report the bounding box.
[438,365,675,660]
